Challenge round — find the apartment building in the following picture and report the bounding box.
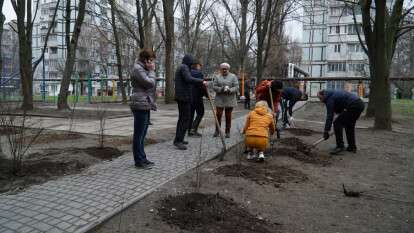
[31,0,136,96]
[300,0,369,96]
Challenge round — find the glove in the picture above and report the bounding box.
[323,131,330,140]
[288,117,294,123]
[224,86,230,93]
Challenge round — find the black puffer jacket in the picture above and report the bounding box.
[174,55,203,102]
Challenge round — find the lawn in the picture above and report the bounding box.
[392,99,414,117]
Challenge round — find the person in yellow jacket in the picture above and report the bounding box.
[242,101,276,161]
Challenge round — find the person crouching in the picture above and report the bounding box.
[242,101,275,161]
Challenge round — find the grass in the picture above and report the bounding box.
[392,99,414,117]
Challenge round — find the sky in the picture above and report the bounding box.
[3,1,15,23]
[2,0,303,42]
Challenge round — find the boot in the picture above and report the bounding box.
[330,146,345,155]
[174,142,187,150]
[346,146,357,153]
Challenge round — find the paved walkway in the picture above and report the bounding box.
[0,102,307,233]
[0,116,247,233]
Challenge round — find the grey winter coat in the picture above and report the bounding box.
[129,61,157,111]
[212,72,239,108]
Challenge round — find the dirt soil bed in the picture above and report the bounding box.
[215,163,308,186]
[0,146,124,194]
[157,193,278,233]
[284,128,320,136]
[275,137,331,165]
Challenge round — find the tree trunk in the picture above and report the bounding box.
[57,0,87,110]
[109,0,127,104]
[372,0,391,130]
[162,0,175,103]
[365,64,376,117]
[0,0,5,81]
[239,0,248,82]
[142,0,153,48]
[13,0,34,110]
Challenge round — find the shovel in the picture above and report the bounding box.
[312,132,334,147]
[205,89,227,161]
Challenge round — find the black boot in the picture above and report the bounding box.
[330,146,345,155]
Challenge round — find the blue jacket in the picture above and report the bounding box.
[190,69,207,100]
[323,90,361,132]
[174,55,203,102]
[281,87,302,116]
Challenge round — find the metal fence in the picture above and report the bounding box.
[1,76,414,104]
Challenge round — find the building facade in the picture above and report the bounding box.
[31,0,136,97]
[300,0,369,96]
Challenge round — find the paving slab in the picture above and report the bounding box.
[0,115,247,233]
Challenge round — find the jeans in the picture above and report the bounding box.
[333,100,365,148]
[132,109,150,165]
[216,107,233,134]
[189,98,205,133]
[175,101,191,143]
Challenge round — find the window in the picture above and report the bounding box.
[313,29,326,43]
[348,24,362,35]
[349,63,365,72]
[50,47,58,54]
[348,44,364,53]
[311,65,323,77]
[336,25,340,34]
[330,7,342,16]
[328,62,346,72]
[302,47,310,61]
[312,47,326,61]
[334,44,341,53]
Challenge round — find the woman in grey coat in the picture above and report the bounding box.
[129,49,157,169]
[212,63,239,138]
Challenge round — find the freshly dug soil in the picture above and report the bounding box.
[275,137,331,165]
[0,157,89,194]
[0,147,124,194]
[284,128,320,136]
[157,193,278,233]
[80,147,124,160]
[215,163,308,186]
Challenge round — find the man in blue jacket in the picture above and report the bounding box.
[281,87,308,127]
[318,89,365,155]
[188,60,207,137]
[174,54,207,150]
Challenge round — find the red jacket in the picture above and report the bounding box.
[255,80,281,113]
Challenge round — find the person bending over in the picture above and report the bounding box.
[318,89,365,155]
[281,87,308,128]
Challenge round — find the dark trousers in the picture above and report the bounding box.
[189,98,205,132]
[333,100,365,148]
[216,107,233,134]
[281,100,289,125]
[174,100,191,143]
[132,109,150,164]
[244,97,251,109]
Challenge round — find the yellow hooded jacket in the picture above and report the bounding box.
[243,106,275,138]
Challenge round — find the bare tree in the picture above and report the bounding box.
[348,0,414,129]
[0,0,5,82]
[57,0,88,110]
[109,0,128,104]
[178,0,215,54]
[163,0,175,103]
[11,0,60,110]
[218,0,253,77]
[391,28,414,99]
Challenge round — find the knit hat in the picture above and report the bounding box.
[220,63,230,69]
